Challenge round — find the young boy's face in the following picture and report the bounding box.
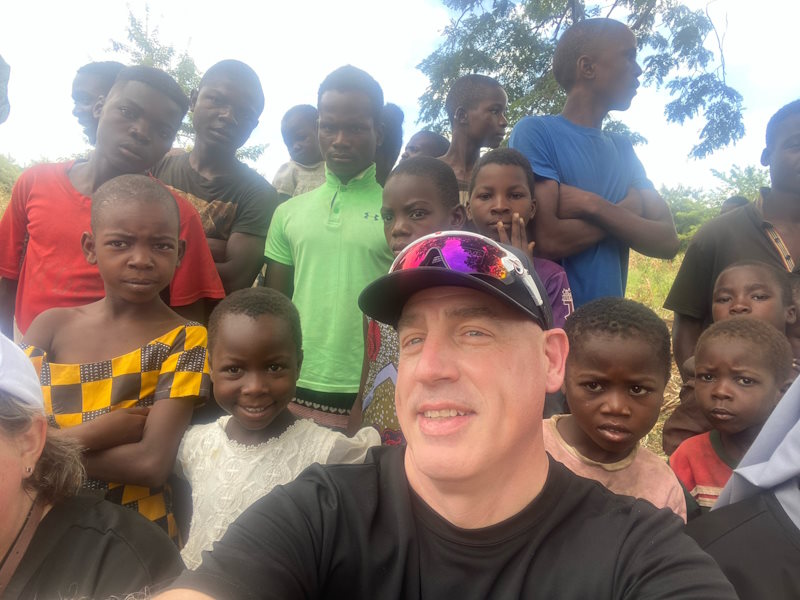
[711,265,795,330]
[191,75,261,153]
[94,81,184,175]
[695,338,781,437]
[83,199,184,303]
[588,28,642,112]
[318,90,380,181]
[400,133,443,161]
[464,87,508,148]
[210,313,300,434]
[72,72,109,144]
[563,332,667,462]
[282,113,322,166]
[381,173,465,255]
[763,113,800,197]
[468,164,534,242]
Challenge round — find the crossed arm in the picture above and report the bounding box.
[533,179,679,260]
[208,232,268,293]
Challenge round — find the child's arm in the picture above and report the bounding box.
[84,396,194,489]
[558,186,680,259]
[531,179,609,260]
[347,316,371,436]
[215,232,267,293]
[264,258,295,299]
[0,277,17,338]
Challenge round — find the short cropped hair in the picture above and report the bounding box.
[696,318,793,384]
[318,65,384,122]
[91,174,180,234]
[444,74,503,123]
[765,99,800,151]
[565,297,671,380]
[0,395,84,505]
[113,65,189,117]
[200,59,265,116]
[76,61,125,89]
[386,156,460,209]
[208,288,302,362]
[553,18,632,92]
[412,130,450,157]
[716,260,793,307]
[281,104,318,134]
[469,148,536,197]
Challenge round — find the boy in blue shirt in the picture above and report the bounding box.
[264,66,394,430]
[510,18,678,307]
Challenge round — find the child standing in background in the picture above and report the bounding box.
[22,175,210,540]
[176,288,379,569]
[467,148,573,328]
[543,297,686,521]
[348,156,466,442]
[272,104,326,202]
[670,318,793,518]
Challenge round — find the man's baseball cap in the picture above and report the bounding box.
[0,334,44,412]
[359,231,552,329]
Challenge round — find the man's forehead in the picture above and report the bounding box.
[398,287,509,326]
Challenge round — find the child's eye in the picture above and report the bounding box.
[629,385,648,396]
[267,364,285,373]
[582,382,603,392]
[154,243,175,251]
[108,240,128,248]
[119,106,133,118]
[381,212,394,224]
[736,376,756,386]
[713,295,731,304]
[697,373,714,383]
[752,294,770,301]
[409,209,428,220]
[223,366,242,375]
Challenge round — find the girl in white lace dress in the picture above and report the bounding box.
[176,289,380,569]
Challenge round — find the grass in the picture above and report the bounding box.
[626,251,683,458]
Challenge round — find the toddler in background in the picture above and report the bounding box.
[177,288,379,569]
[670,318,793,518]
[22,175,209,540]
[467,148,573,328]
[272,104,326,202]
[348,156,466,442]
[543,297,686,521]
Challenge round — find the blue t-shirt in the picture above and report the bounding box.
[509,115,654,307]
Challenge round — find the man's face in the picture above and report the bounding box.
[94,80,184,175]
[764,113,800,197]
[400,133,444,161]
[464,87,508,149]
[317,90,380,182]
[72,72,109,144]
[590,28,642,112]
[191,75,261,153]
[396,286,566,486]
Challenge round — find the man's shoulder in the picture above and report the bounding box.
[233,159,277,195]
[17,161,71,187]
[692,204,758,243]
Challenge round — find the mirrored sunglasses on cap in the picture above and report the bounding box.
[389,231,549,326]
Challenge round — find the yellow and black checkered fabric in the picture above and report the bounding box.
[23,323,210,539]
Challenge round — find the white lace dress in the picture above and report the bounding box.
[176,416,380,569]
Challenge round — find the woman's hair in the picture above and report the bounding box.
[0,393,84,504]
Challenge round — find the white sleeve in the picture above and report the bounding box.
[325,426,381,465]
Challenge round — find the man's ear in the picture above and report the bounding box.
[450,204,468,229]
[786,303,797,326]
[189,89,199,112]
[176,239,186,267]
[81,231,97,265]
[543,328,569,394]
[92,96,105,120]
[530,198,537,220]
[760,147,771,167]
[576,55,595,82]
[455,106,468,125]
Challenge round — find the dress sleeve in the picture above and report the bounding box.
[326,427,381,465]
[0,168,32,279]
[264,201,294,266]
[154,324,211,405]
[509,117,561,182]
[168,193,226,306]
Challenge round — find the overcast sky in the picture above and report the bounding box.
[1,0,797,191]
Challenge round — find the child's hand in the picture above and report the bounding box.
[496,214,536,263]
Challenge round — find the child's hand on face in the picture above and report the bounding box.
[495,213,536,262]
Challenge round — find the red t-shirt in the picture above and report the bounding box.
[0,162,225,333]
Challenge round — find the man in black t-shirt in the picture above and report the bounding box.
[159,233,735,600]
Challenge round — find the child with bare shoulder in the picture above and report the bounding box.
[21,174,211,541]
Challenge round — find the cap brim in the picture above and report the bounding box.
[358,267,546,328]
